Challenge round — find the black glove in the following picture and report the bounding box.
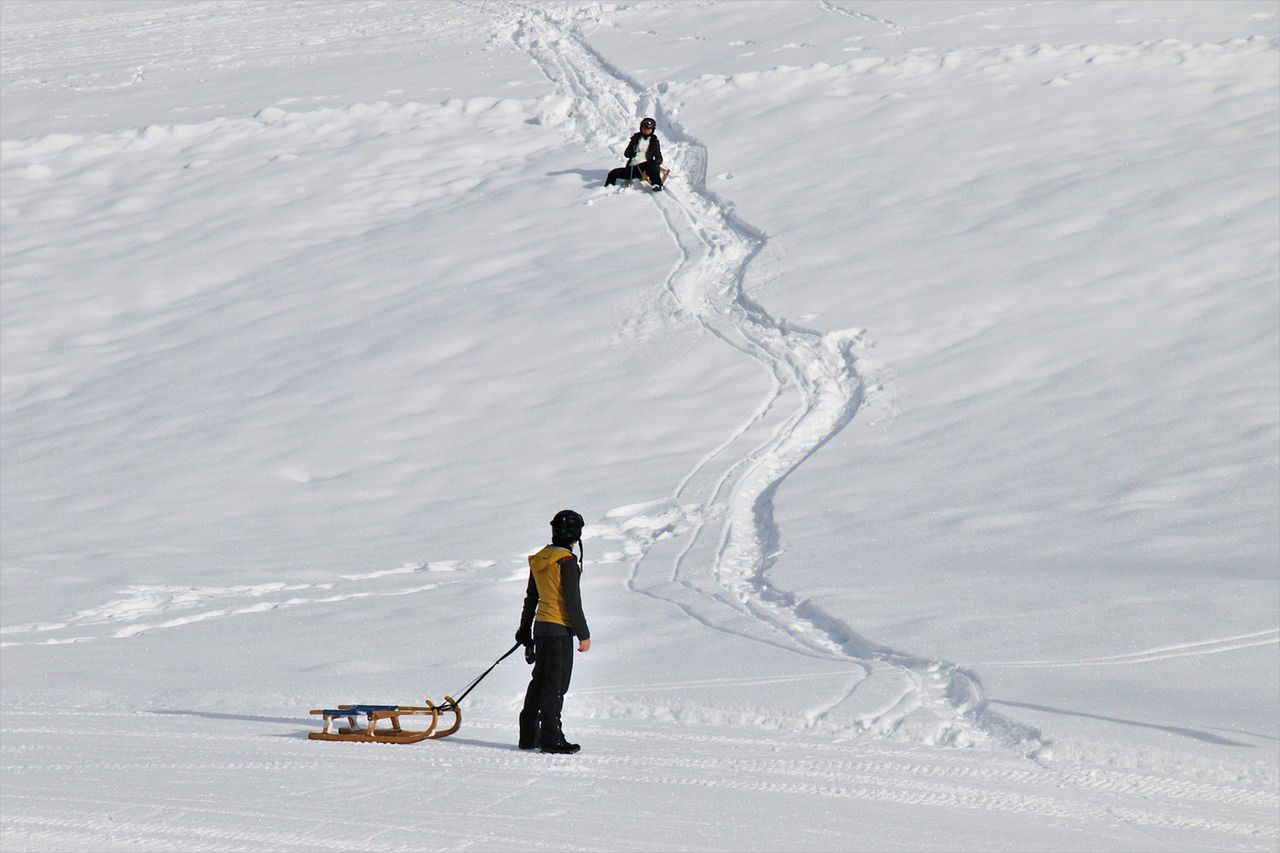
[515,628,532,647]
[524,644,537,665]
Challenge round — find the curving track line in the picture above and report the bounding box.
[976,629,1280,669]
[495,3,1040,752]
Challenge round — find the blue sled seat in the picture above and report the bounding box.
[322,704,399,716]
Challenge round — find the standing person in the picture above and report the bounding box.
[515,509,591,754]
[605,117,665,190]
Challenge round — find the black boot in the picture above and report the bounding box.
[540,739,580,755]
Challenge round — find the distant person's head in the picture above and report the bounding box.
[550,509,585,547]
[640,117,656,135]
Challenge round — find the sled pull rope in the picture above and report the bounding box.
[436,642,522,712]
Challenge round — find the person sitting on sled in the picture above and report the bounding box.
[515,509,591,754]
[605,117,665,190]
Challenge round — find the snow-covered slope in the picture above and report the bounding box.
[2,2,1277,850]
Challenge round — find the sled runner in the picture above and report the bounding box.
[308,696,462,743]
[308,642,520,744]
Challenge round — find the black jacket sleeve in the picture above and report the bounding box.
[558,556,590,640]
[517,573,538,640]
[647,136,663,166]
[624,132,641,159]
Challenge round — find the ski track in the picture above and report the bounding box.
[2,714,1276,847]
[818,1,907,35]
[975,629,1280,668]
[0,562,495,646]
[496,1,1041,754]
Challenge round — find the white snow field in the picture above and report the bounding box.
[1,0,1277,849]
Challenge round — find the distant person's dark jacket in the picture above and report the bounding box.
[625,132,663,166]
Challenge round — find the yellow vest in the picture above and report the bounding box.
[528,545,575,627]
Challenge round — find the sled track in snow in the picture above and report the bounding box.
[4,714,1273,810]
[3,714,1275,847]
[497,3,1039,752]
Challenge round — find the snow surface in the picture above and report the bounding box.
[1,1,1277,850]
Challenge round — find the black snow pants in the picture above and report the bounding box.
[606,161,663,187]
[520,635,575,748]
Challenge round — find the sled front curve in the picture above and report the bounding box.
[429,696,462,739]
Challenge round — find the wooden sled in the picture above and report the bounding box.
[309,642,523,745]
[623,167,671,189]
[639,166,671,187]
[308,695,462,743]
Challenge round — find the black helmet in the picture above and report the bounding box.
[550,509,585,543]
[640,117,656,131]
